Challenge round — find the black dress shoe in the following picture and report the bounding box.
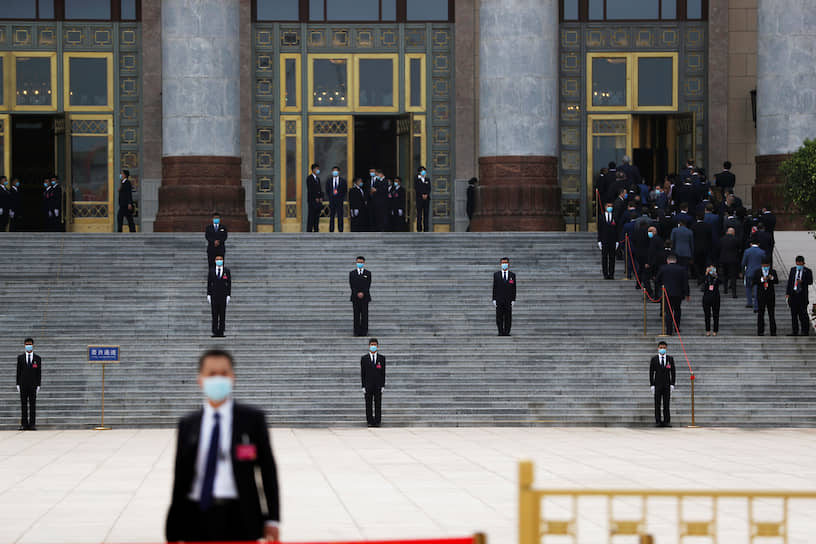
[758,333,764,336]
[29,426,36,431]
[770,332,776,336]
[18,425,25,431]
[745,304,752,308]
[787,333,799,336]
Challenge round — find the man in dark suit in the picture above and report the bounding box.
[9,178,22,231]
[644,226,664,298]
[0,177,10,232]
[388,177,407,232]
[370,170,388,232]
[714,161,736,199]
[166,349,280,543]
[619,155,641,186]
[207,256,231,338]
[753,259,778,336]
[656,254,690,334]
[691,214,712,283]
[786,256,813,336]
[649,341,676,427]
[41,179,52,230]
[49,177,63,231]
[718,227,740,297]
[466,177,477,231]
[598,202,619,279]
[305,163,323,232]
[117,169,136,232]
[360,339,386,427]
[326,166,346,233]
[350,256,372,336]
[349,178,368,232]
[414,166,431,232]
[16,338,41,431]
[205,213,228,267]
[492,257,516,336]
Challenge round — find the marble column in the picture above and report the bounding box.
[154,0,249,231]
[471,0,563,231]
[754,0,816,228]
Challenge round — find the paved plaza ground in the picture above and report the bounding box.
[0,427,815,543]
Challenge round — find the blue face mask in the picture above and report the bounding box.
[43,182,49,188]
[51,181,57,186]
[709,268,717,275]
[215,260,224,267]
[25,345,33,353]
[202,376,232,403]
[370,172,376,178]
[606,207,613,213]
[658,348,667,355]
[332,171,339,177]
[762,267,770,274]
[501,263,509,270]
[14,182,20,188]
[797,265,804,271]
[315,169,321,175]
[420,170,427,177]
[623,193,628,199]
[213,218,220,225]
[369,345,377,353]
[394,183,399,188]
[648,232,654,239]
[356,262,364,269]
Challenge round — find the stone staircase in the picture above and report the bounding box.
[0,232,811,429]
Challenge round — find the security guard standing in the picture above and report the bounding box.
[16,338,42,431]
[786,256,813,336]
[360,339,386,427]
[649,341,675,427]
[414,166,431,232]
[205,213,228,267]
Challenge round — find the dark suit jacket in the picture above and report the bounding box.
[0,187,9,212]
[306,174,323,204]
[492,270,516,305]
[650,355,676,390]
[647,235,665,268]
[751,231,772,255]
[388,185,406,212]
[715,171,735,189]
[656,263,689,298]
[50,185,62,212]
[326,176,347,203]
[165,402,280,542]
[9,186,21,213]
[718,235,740,264]
[786,267,813,301]
[17,353,42,389]
[752,268,779,297]
[205,224,228,253]
[349,269,372,302]
[118,179,134,208]
[208,267,232,301]
[371,178,388,204]
[360,353,386,391]
[691,220,712,253]
[414,176,431,199]
[349,185,367,211]
[597,213,619,245]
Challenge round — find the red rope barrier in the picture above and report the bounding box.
[661,286,695,379]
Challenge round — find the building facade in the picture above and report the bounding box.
[0,0,808,232]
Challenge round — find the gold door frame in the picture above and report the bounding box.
[353,53,400,113]
[587,114,632,218]
[67,113,114,232]
[307,54,353,113]
[404,53,426,113]
[0,114,9,178]
[587,52,679,113]
[11,51,58,112]
[280,115,302,232]
[308,115,353,232]
[62,52,115,113]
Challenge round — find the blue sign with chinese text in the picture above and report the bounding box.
[88,346,120,362]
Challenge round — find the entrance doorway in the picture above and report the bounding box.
[354,116,397,182]
[12,115,56,231]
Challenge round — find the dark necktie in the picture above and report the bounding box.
[199,413,221,511]
[661,357,665,367]
[28,355,32,366]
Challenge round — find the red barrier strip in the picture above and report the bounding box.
[662,285,696,380]
[157,540,477,544]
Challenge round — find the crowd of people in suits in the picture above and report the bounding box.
[0,175,63,232]
[596,157,813,337]
[305,164,432,233]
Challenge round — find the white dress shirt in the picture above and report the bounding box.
[189,400,238,501]
[216,266,223,278]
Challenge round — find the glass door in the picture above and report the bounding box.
[67,114,114,232]
[308,115,353,231]
[587,114,631,221]
[396,114,413,230]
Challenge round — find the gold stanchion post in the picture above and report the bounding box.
[643,288,647,336]
[95,363,111,431]
[621,236,629,280]
[518,461,537,544]
[658,290,668,337]
[688,375,699,428]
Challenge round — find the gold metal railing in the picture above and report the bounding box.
[519,460,816,544]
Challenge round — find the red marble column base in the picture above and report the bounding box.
[154,156,250,232]
[470,155,564,231]
[753,154,805,230]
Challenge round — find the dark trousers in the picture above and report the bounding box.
[665,296,683,334]
[329,200,344,232]
[307,202,321,232]
[353,300,369,336]
[372,203,387,232]
[693,251,709,280]
[350,209,366,232]
[364,389,382,426]
[720,262,738,294]
[20,387,36,428]
[211,300,226,336]
[601,242,616,278]
[174,499,249,542]
[416,198,430,232]
[757,294,776,335]
[0,213,8,232]
[117,207,135,232]
[9,213,19,232]
[496,303,512,335]
[789,296,810,335]
[654,388,671,425]
[703,295,720,332]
